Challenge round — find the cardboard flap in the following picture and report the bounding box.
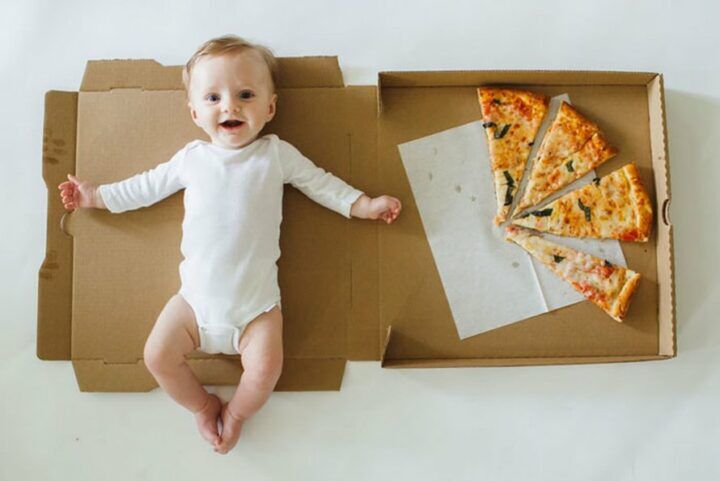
[81,60,184,91]
[276,56,344,88]
[189,357,348,391]
[37,91,77,360]
[79,56,345,92]
[72,358,346,392]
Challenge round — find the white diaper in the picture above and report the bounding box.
[195,302,280,355]
[197,324,245,355]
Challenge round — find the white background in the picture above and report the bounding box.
[2,1,718,479]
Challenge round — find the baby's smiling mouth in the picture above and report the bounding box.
[220,120,244,129]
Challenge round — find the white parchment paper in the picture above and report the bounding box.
[398,95,626,339]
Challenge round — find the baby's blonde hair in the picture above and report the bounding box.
[183,35,279,94]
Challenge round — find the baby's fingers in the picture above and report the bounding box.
[380,209,395,224]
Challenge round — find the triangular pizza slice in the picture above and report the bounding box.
[505,226,641,322]
[516,101,618,213]
[477,88,548,225]
[513,163,653,241]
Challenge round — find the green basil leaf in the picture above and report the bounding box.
[502,171,515,206]
[503,170,515,188]
[566,160,574,173]
[578,199,592,221]
[494,124,511,140]
[504,190,513,206]
[553,255,565,263]
[532,208,553,217]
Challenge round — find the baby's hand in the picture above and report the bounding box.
[351,194,402,224]
[58,174,103,210]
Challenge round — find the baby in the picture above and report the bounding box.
[58,35,401,454]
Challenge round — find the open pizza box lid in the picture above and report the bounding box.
[38,58,676,391]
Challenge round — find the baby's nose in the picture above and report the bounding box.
[222,99,240,113]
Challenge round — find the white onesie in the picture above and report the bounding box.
[98,134,364,355]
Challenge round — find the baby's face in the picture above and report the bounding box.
[187,51,277,149]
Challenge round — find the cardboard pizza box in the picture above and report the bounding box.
[37,58,675,391]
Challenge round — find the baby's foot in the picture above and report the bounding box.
[194,394,222,448]
[215,404,245,454]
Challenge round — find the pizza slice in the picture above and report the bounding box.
[505,225,641,322]
[513,163,653,241]
[515,101,618,213]
[477,87,548,225]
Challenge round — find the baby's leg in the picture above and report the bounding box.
[143,294,222,447]
[215,306,284,454]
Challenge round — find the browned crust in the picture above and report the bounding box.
[610,271,642,322]
[622,163,654,242]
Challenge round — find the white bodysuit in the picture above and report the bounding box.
[98,134,363,355]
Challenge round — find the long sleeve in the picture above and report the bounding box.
[278,139,363,218]
[98,147,187,213]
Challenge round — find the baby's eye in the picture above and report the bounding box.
[206,94,220,102]
[239,90,255,100]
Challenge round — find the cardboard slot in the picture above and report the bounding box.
[662,199,671,225]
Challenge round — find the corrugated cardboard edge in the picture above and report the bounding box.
[37,91,77,360]
[647,74,676,357]
[377,70,676,364]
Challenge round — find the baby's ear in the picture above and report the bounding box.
[266,94,278,122]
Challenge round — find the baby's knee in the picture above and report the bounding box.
[143,338,181,375]
[244,352,283,389]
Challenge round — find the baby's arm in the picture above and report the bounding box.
[279,140,402,223]
[58,148,187,213]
